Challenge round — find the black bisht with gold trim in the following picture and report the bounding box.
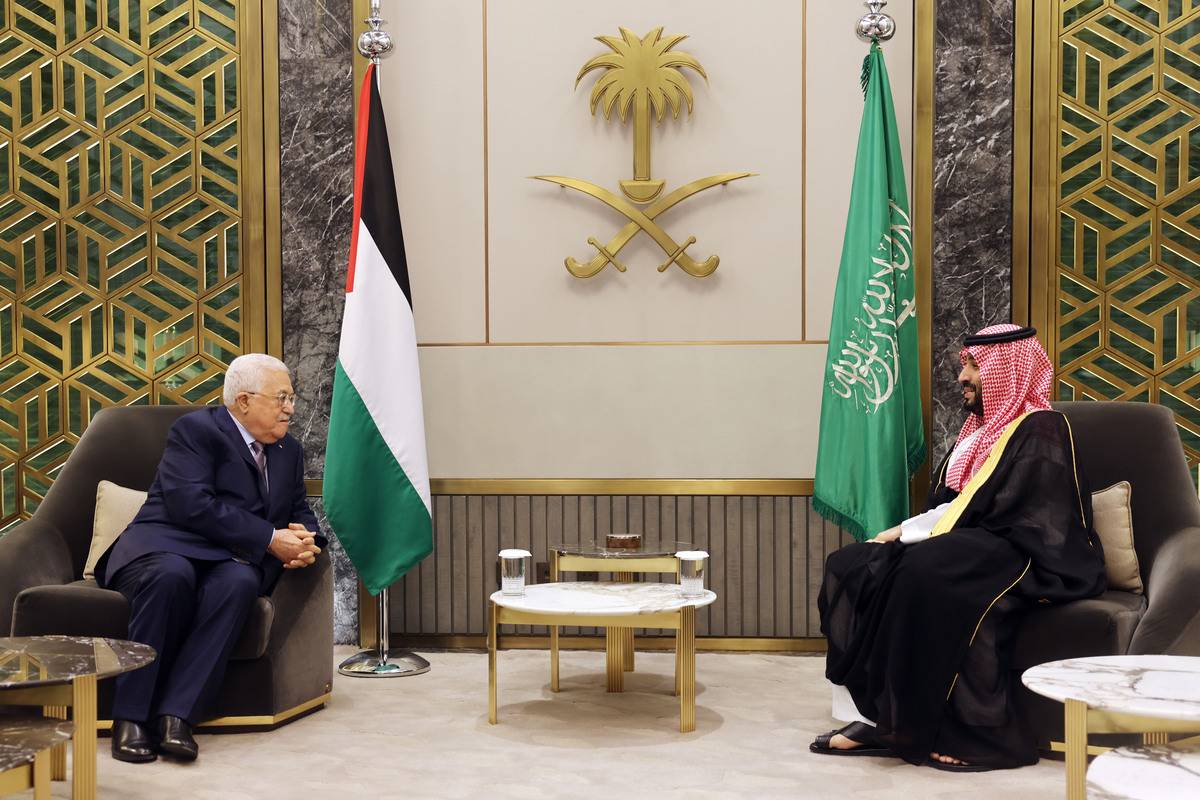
[818,410,1106,767]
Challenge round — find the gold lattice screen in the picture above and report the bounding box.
[0,1,268,529]
[1052,0,1200,477]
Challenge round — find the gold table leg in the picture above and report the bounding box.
[33,749,50,800]
[549,550,560,692]
[488,601,498,724]
[615,572,635,672]
[550,624,560,692]
[679,606,696,732]
[605,626,625,692]
[71,675,98,800]
[43,706,67,781]
[1064,698,1087,800]
[674,633,681,697]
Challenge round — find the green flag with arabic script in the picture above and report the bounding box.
[813,42,925,541]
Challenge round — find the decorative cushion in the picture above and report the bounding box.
[82,480,148,579]
[1091,480,1143,594]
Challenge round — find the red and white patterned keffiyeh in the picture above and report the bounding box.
[945,323,1053,492]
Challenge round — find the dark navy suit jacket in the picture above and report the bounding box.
[98,406,322,595]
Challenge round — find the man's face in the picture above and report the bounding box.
[958,354,983,416]
[233,369,295,444]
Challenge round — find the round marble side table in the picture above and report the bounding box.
[0,716,73,800]
[1087,740,1200,799]
[0,636,155,800]
[488,581,716,732]
[1022,655,1200,800]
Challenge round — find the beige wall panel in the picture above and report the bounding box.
[804,1,914,340]
[420,345,827,478]
[377,0,485,343]
[487,0,804,342]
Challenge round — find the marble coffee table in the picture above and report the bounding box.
[1022,655,1200,800]
[1087,740,1200,799]
[488,582,716,732]
[0,636,155,800]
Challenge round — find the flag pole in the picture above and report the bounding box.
[337,0,430,679]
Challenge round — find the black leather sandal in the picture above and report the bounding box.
[809,721,893,757]
[925,758,991,772]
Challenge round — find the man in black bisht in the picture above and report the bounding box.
[810,324,1106,770]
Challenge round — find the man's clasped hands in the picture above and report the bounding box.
[268,523,322,569]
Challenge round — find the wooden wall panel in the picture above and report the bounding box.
[390,495,848,639]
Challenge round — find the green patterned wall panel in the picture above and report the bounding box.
[0,1,253,529]
[1057,0,1200,473]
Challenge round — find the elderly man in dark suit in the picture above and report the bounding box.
[96,354,323,763]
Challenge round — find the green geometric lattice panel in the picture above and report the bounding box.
[1061,7,1158,118]
[1056,0,1200,474]
[0,0,253,529]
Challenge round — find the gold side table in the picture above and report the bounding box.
[488,582,716,733]
[549,539,689,690]
[0,716,73,800]
[1022,655,1200,800]
[0,637,155,800]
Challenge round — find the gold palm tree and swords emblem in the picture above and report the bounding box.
[534,27,755,278]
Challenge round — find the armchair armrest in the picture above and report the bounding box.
[12,582,129,639]
[263,553,334,708]
[1128,526,1200,656]
[0,519,74,636]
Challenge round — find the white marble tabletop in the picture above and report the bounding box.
[1022,655,1200,721]
[490,582,717,616]
[1087,741,1200,800]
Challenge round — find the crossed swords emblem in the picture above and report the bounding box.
[535,27,755,279]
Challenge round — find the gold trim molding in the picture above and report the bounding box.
[392,634,827,654]
[914,0,935,503]
[307,478,814,496]
[95,694,330,732]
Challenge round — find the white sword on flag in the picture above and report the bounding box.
[337,0,430,679]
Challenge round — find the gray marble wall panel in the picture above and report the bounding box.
[307,497,358,644]
[931,0,1016,461]
[279,0,359,643]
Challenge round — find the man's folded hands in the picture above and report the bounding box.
[268,522,322,569]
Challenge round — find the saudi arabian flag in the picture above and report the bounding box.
[323,63,432,594]
[813,42,925,541]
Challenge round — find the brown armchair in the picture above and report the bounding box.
[0,405,332,730]
[1013,401,1200,745]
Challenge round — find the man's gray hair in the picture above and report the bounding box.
[222,353,291,407]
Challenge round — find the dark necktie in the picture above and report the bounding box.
[250,441,269,492]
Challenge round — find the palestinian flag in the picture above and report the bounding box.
[323,63,432,595]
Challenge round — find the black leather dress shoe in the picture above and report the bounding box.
[156,715,198,761]
[111,720,157,763]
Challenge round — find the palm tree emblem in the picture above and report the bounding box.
[534,27,754,278]
[577,27,707,204]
